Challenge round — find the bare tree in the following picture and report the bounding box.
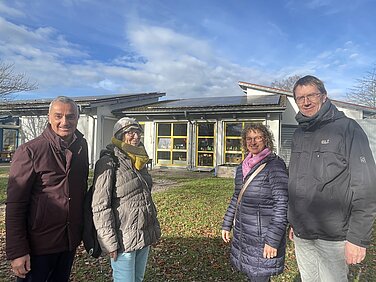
[346,67,376,107]
[270,75,301,91]
[0,61,38,100]
[19,116,48,142]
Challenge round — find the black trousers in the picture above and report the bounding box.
[16,250,75,282]
[248,276,271,282]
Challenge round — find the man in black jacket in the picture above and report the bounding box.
[288,75,376,281]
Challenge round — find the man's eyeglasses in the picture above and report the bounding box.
[246,136,263,143]
[295,92,322,105]
[125,130,142,137]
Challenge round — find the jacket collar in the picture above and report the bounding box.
[295,99,345,131]
[42,124,83,150]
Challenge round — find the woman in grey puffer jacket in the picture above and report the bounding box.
[222,124,288,282]
[92,117,161,282]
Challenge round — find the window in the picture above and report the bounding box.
[2,129,17,151]
[156,123,187,166]
[224,121,263,164]
[0,128,18,161]
[196,123,215,167]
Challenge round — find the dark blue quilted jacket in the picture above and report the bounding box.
[222,153,288,278]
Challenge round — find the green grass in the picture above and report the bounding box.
[0,166,9,204]
[146,177,250,281]
[0,169,375,281]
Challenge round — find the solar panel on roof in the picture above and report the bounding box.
[150,95,280,108]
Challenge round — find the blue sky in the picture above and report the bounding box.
[0,0,375,101]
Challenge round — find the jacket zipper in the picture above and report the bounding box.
[257,205,261,238]
[257,204,261,276]
[238,202,243,270]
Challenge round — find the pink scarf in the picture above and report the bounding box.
[242,148,271,179]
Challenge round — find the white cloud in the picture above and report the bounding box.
[1,1,371,102]
[101,23,265,97]
[1,9,266,99]
[0,2,25,17]
[94,79,120,91]
[305,0,332,9]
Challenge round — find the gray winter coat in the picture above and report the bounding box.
[288,100,376,247]
[92,144,161,254]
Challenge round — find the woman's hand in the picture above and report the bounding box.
[263,244,277,259]
[221,230,231,243]
[109,250,118,261]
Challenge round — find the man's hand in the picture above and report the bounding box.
[11,254,31,278]
[288,226,294,241]
[345,241,366,265]
[221,230,231,243]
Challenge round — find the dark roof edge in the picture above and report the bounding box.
[4,92,166,105]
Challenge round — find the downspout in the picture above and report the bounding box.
[185,111,194,171]
[88,114,96,168]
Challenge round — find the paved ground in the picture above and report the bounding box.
[149,168,214,192]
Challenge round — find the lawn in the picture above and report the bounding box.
[0,168,375,281]
[0,166,9,204]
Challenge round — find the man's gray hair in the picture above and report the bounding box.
[48,96,79,115]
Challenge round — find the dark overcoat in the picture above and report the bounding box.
[222,153,288,278]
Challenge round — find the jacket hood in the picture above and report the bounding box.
[296,99,345,131]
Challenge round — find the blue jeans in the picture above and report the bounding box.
[294,236,348,282]
[111,246,150,282]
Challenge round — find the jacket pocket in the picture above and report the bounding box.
[312,143,346,191]
[32,194,67,232]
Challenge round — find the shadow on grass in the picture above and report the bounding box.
[145,236,302,282]
[68,236,300,282]
[1,236,372,282]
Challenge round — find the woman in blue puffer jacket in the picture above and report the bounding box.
[222,124,288,282]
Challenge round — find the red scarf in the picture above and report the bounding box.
[242,148,271,179]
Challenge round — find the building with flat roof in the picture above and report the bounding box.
[1,82,375,169]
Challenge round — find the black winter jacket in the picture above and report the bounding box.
[222,153,288,278]
[288,100,376,247]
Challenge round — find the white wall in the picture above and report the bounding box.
[357,119,376,160]
[337,107,363,119]
[77,115,96,166]
[19,116,48,143]
[282,97,299,125]
[142,121,155,160]
[246,88,274,96]
[265,115,281,154]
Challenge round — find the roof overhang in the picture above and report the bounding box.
[238,81,292,96]
[0,92,166,116]
[114,94,287,120]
